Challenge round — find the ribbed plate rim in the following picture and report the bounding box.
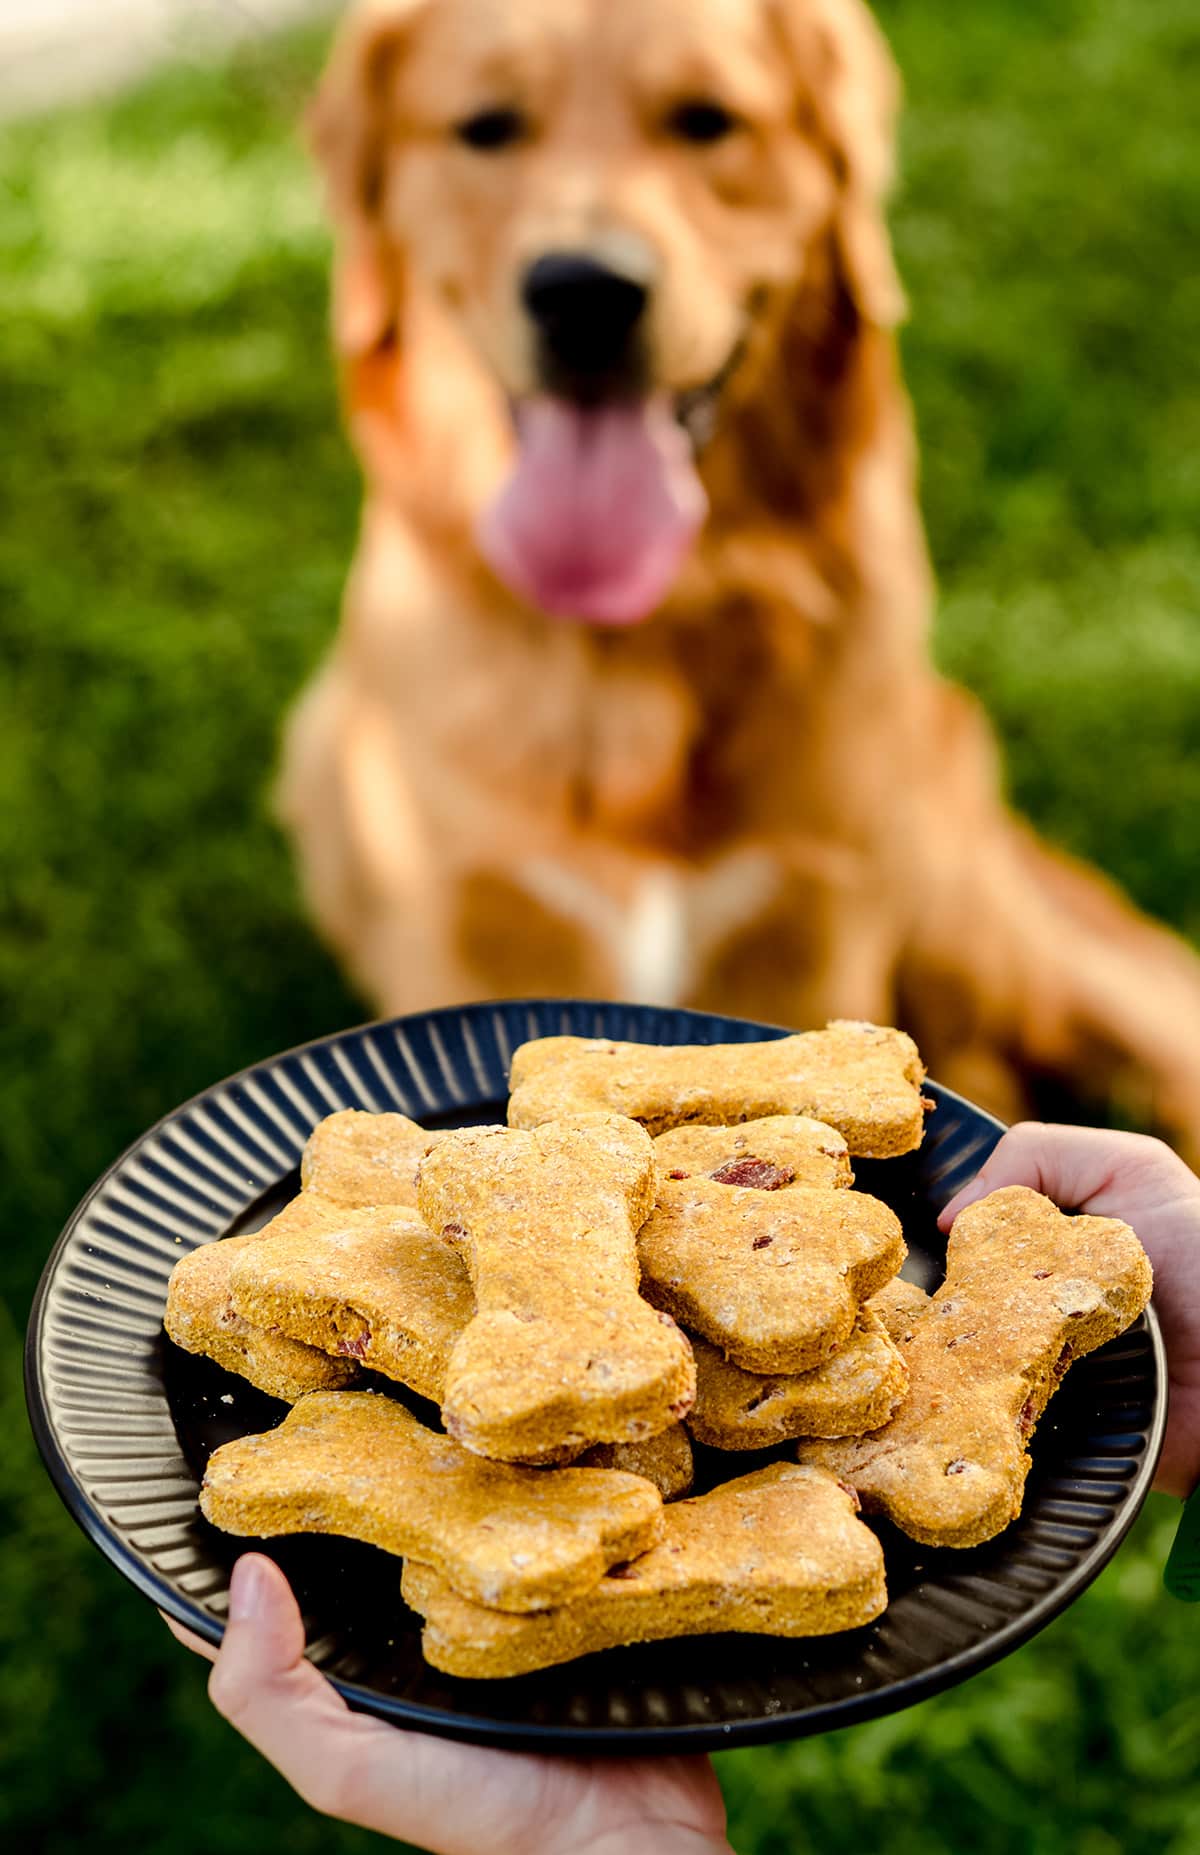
[25,999,1167,1753]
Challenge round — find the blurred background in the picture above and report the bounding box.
[3,1,1198,1850]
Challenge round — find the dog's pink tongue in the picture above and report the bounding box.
[478,396,706,625]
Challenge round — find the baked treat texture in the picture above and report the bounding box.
[229,1192,473,1404]
[652,1115,854,1190]
[687,1305,908,1449]
[508,1022,927,1158]
[300,1109,436,1207]
[798,1186,1153,1546]
[164,1196,360,1402]
[867,1273,932,1346]
[416,1114,696,1462]
[578,1423,695,1500]
[200,1391,664,1613]
[638,1172,905,1375]
[401,1462,887,1677]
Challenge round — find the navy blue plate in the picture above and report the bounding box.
[25,1001,1165,1752]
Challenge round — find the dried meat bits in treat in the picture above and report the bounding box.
[652,1115,854,1189]
[638,1120,906,1375]
[798,1186,1153,1547]
[417,1114,696,1463]
[507,1021,926,1158]
[228,1192,473,1404]
[401,1463,886,1677]
[200,1391,664,1613]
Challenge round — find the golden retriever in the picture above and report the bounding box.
[279,0,1200,1149]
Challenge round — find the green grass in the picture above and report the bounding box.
[2,2,1199,1849]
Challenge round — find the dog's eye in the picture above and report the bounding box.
[665,99,740,145]
[455,107,527,152]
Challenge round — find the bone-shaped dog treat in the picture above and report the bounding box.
[656,1122,920,1439]
[508,1022,926,1157]
[230,1186,697,1478]
[638,1121,906,1374]
[229,1192,473,1404]
[164,1197,361,1403]
[300,1109,437,1207]
[231,1195,694,1480]
[798,1186,1153,1547]
[416,1114,696,1463]
[401,1463,886,1677]
[687,1303,908,1450]
[200,1391,664,1613]
[578,1423,695,1500]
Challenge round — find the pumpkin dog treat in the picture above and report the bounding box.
[201,1392,664,1613]
[300,1109,436,1208]
[637,1157,906,1376]
[401,1463,886,1678]
[508,1022,926,1158]
[229,1192,473,1404]
[687,1306,908,1450]
[417,1115,696,1463]
[231,1191,689,1485]
[579,1424,695,1500]
[164,1199,360,1403]
[798,1186,1153,1547]
[655,1117,917,1437]
[212,1191,693,1477]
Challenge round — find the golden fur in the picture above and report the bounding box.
[279,0,1200,1148]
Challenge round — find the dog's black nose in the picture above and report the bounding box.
[522,253,648,394]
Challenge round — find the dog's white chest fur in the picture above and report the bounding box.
[518,851,783,1004]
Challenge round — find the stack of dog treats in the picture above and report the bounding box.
[165,1022,1152,1677]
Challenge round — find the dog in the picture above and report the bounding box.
[278,0,1200,1150]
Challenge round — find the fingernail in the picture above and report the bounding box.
[230,1556,267,1622]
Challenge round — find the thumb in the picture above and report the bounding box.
[937,1121,1118,1232]
[937,1120,1195,1232]
[207,1553,367,1813]
[204,1555,572,1852]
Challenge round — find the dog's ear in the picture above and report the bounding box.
[779,0,905,328]
[308,1,426,357]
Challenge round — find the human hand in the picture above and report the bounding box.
[165,1553,732,1855]
[939,1121,1200,1498]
